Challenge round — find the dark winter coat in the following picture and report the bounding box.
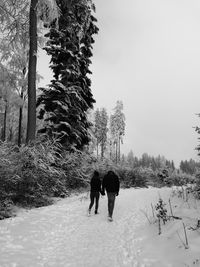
[102,171,120,194]
[90,176,101,193]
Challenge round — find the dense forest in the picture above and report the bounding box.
[0,0,200,220]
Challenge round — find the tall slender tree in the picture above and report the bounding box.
[26,0,38,143]
[110,101,125,163]
[27,0,59,143]
[0,65,15,141]
[93,108,108,158]
[94,109,101,157]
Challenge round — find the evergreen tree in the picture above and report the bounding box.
[93,108,108,158]
[110,100,125,162]
[141,153,150,167]
[37,0,99,149]
[171,160,175,171]
[127,150,134,167]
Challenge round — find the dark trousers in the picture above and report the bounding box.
[89,191,100,211]
[107,192,116,217]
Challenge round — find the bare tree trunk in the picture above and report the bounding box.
[8,126,13,141]
[118,135,120,162]
[96,143,98,158]
[26,0,38,144]
[2,100,7,141]
[18,91,23,146]
[110,141,112,160]
[115,141,118,164]
[101,142,104,159]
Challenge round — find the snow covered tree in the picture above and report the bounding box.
[37,0,98,149]
[0,0,60,143]
[93,108,108,158]
[141,153,151,167]
[0,0,29,142]
[1,40,29,145]
[110,101,125,163]
[0,60,28,144]
[127,150,134,168]
[0,66,11,141]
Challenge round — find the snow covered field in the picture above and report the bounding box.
[0,187,200,267]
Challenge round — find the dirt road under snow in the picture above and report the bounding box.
[0,187,172,267]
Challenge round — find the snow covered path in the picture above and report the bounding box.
[0,187,172,267]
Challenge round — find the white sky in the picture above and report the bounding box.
[38,0,200,167]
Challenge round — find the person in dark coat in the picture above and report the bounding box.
[102,170,120,221]
[88,170,102,215]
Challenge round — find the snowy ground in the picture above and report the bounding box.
[0,187,200,267]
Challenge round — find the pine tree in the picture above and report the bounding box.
[127,150,134,167]
[37,0,98,149]
[94,108,108,158]
[110,101,125,162]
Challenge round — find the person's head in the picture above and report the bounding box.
[93,170,99,178]
[108,170,114,175]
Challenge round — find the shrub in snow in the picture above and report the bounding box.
[60,150,93,189]
[155,198,168,225]
[163,172,195,187]
[10,140,67,205]
[115,167,136,188]
[194,172,200,199]
[114,166,149,188]
[133,167,148,187]
[0,140,96,218]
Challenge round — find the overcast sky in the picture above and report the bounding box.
[38,0,200,167]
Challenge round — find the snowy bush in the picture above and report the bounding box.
[155,198,168,224]
[132,167,148,187]
[0,143,21,199]
[0,140,95,218]
[114,167,134,187]
[165,172,195,187]
[60,150,93,189]
[114,166,149,188]
[0,142,22,218]
[0,140,67,206]
[193,172,200,199]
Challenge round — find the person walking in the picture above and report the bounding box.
[102,170,120,221]
[88,170,102,216]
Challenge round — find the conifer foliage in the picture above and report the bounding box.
[37,0,99,149]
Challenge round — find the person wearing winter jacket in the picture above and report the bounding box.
[102,170,120,221]
[88,171,102,215]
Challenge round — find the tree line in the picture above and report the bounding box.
[179,159,200,175]
[124,151,175,171]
